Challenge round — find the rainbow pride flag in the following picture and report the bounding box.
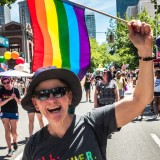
[27,0,90,80]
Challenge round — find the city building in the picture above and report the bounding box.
[126,6,138,18]
[125,0,160,18]
[0,6,11,26]
[18,0,30,24]
[85,12,96,39]
[0,21,33,69]
[116,0,139,18]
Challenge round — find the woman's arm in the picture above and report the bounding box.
[115,20,154,128]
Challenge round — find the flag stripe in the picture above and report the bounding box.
[54,0,70,69]
[35,0,53,67]
[64,3,80,74]
[27,0,44,70]
[74,7,90,79]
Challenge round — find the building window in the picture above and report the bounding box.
[9,43,21,52]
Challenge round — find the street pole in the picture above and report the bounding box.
[155,19,160,59]
[22,8,28,63]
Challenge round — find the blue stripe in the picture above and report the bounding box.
[64,3,80,74]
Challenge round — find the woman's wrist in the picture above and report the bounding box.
[138,49,153,57]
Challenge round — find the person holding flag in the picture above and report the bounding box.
[21,20,154,160]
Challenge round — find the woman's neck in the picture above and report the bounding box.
[47,115,74,138]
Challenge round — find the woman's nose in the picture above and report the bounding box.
[47,93,57,102]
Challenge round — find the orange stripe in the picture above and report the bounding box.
[35,0,53,66]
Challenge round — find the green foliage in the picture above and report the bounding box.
[90,9,159,71]
[89,38,113,72]
[0,0,16,8]
[104,9,157,69]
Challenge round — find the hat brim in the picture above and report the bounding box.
[21,68,82,112]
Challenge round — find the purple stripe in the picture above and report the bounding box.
[74,7,90,80]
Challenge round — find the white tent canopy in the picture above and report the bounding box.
[0,70,33,77]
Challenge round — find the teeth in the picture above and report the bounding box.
[47,107,59,110]
[47,106,61,112]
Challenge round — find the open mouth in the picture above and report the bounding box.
[47,107,61,113]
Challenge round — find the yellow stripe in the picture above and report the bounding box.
[45,0,62,67]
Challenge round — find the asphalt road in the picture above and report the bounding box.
[0,86,160,160]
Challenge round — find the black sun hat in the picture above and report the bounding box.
[21,66,82,112]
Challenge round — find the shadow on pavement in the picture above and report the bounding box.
[0,146,7,150]
[132,105,159,123]
[0,139,27,160]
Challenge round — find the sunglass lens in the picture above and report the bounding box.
[3,81,10,85]
[36,91,50,100]
[52,88,66,98]
[35,87,68,100]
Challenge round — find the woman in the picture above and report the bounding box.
[94,70,119,108]
[0,76,21,157]
[115,71,126,99]
[84,73,92,102]
[154,69,160,117]
[25,77,44,139]
[21,20,154,160]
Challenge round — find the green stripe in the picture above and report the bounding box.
[54,0,70,69]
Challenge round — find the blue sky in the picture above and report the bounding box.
[11,0,116,44]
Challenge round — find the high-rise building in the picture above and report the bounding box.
[126,0,160,19]
[0,6,11,26]
[18,0,30,24]
[116,0,139,18]
[85,12,96,39]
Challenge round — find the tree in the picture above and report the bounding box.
[89,38,113,72]
[0,0,16,8]
[106,9,156,69]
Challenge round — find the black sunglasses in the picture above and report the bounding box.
[3,81,10,85]
[102,72,107,74]
[34,87,69,100]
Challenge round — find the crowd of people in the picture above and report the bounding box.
[0,20,158,159]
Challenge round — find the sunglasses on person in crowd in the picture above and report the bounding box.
[102,71,107,75]
[33,87,69,100]
[3,81,10,85]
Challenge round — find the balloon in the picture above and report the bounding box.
[16,57,25,64]
[0,56,6,63]
[11,51,19,59]
[4,51,11,60]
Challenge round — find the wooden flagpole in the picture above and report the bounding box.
[60,0,128,24]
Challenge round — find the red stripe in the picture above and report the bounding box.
[35,0,53,67]
[27,0,44,72]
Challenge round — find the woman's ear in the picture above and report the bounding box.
[68,91,73,105]
[32,98,40,111]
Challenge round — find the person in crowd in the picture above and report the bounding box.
[94,69,119,108]
[121,71,129,92]
[94,70,102,85]
[25,77,44,139]
[21,20,153,160]
[154,69,160,117]
[115,71,126,99]
[26,109,44,139]
[84,73,92,102]
[0,76,21,157]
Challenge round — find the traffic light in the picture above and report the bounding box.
[157,5,160,13]
[154,3,157,9]
[107,33,114,43]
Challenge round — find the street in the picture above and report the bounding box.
[0,87,160,160]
